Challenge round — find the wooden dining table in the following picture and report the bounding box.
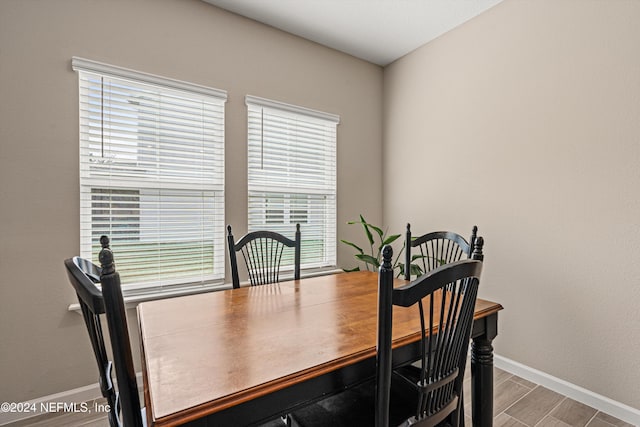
[138,271,503,427]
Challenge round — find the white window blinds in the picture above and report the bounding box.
[73,58,226,294]
[246,95,339,271]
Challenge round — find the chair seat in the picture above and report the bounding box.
[291,377,431,427]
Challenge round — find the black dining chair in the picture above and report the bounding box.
[404,224,479,280]
[227,224,301,289]
[291,239,484,427]
[64,236,145,427]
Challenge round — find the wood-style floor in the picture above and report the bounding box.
[5,368,633,427]
[462,368,634,427]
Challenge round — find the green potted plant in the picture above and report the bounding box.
[341,214,423,278]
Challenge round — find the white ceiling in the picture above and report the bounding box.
[202,0,503,66]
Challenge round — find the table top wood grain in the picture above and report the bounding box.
[138,271,503,426]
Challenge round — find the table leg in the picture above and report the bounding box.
[471,313,498,427]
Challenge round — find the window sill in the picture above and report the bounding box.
[68,281,230,312]
[68,267,343,313]
[296,267,343,279]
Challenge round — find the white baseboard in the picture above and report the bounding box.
[0,373,143,426]
[495,354,640,426]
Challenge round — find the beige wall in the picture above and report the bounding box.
[383,0,640,409]
[0,0,383,402]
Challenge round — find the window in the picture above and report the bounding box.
[73,57,226,295]
[246,96,339,270]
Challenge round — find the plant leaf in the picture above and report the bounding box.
[395,263,405,279]
[356,253,380,268]
[359,214,374,246]
[340,239,364,254]
[411,254,428,262]
[368,223,384,239]
[410,264,423,277]
[343,266,361,272]
[381,234,401,246]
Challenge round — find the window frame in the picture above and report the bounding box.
[72,57,227,298]
[245,95,340,274]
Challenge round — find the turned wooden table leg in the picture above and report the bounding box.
[471,313,498,427]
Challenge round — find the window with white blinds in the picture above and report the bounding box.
[73,58,226,295]
[246,95,339,271]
